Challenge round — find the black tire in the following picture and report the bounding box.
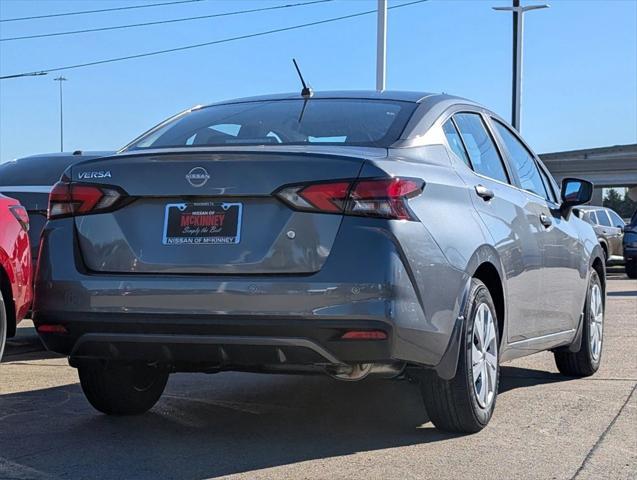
[601,244,608,264]
[554,270,603,377]
[0,289,7,362]
[78,362,169,415]
[626,259,637,279]
[419,278,500,434]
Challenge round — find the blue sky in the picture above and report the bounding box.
[0,0,635,163]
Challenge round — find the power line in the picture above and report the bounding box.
[0,0,332,42]
[0,0,205,23]
[0,0,428,80]
[0,71,48,79]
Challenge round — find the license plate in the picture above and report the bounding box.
[162,202,242,245]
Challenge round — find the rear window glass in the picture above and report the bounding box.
[126,99,417,150]
[607,209,625,228]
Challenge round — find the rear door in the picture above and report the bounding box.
[442,111,544,342]
[490,119,584,334]
[71,151,367,274]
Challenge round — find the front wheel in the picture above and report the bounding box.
[554,269,604,377]
[419,278,500,433]
[78,362,169,415]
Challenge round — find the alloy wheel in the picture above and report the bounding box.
[589,283,604,361]
[472,303,498,409]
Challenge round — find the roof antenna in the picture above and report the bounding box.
[292,58,313,98]
[293,58,313,124]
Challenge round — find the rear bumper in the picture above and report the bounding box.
[35,313,391,368]
[34,216,469,371]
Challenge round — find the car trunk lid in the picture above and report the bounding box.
[71,150,371,274]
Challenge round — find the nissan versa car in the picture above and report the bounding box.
[33,91,605,433]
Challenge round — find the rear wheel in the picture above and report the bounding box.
[626,259,637,279]
[0,289,6,361]
[554,270,603,377]
[78,362,169,415]
[419,278,499,433]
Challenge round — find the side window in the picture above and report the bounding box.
[453,113,509,184]
[442,120,471,167]
[537,165,558,203]
[589,210,599,225]
[597,210,612,227]
[607,210,625,228]
[492,120,548,200]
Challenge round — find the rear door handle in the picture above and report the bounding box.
[540,213,552,228]
[475,185,494,201]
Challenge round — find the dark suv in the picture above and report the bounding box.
[624,210,637,278]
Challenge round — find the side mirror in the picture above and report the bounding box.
[560,178,593,217]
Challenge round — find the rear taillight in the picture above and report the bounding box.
[275,177,424,220]
[48,181,127,219]
[9,205,29,232]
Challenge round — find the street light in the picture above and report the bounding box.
[493,1,549,131]
[376,0,387,91]
[53,76,67,152]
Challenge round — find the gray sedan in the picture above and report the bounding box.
[33,91,605,433]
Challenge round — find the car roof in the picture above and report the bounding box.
[205,90,440,106]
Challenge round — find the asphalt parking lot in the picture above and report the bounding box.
[1,271,635,480]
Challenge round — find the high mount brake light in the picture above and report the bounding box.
[276,177,424,220]
[48,182,127,219]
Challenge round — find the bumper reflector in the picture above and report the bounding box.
[37,324,68,334]
[341,330,387,340]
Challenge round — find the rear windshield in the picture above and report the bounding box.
[125,99,417,150]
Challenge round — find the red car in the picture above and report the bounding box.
[0,194,32,360]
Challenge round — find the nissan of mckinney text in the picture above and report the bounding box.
[33,91,605,433]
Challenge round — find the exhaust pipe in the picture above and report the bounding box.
[328,362,404,381]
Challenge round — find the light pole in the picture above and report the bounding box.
[493,1,549,131]
[376,0,387,91]
[53,76,67,152]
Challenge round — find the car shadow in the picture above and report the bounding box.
[2,336,52,363]
[498,365,571,393]
[0,364,576,479]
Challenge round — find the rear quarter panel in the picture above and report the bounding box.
[359,146,493,364]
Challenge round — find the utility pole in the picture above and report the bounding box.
[53,76,67,152]
[376,0,387,91]
[493,1,548,131]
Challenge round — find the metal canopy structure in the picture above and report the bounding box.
[540,143,637,205]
